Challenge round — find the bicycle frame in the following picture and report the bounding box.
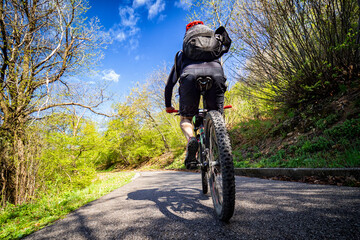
[193,105,232,170]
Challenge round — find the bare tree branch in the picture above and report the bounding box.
[29,102,114,118]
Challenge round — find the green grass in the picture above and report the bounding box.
[0,171,135,240]
[165,148,186,170]
[233,117,360,168]
[230,118,275,143]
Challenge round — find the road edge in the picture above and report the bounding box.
[234,168,360,179]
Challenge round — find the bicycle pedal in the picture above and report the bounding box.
[210,161,220,167]
[201,162,208,167]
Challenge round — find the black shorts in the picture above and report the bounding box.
[178,66,227,117]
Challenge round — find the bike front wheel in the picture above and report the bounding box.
[205,110,235,222]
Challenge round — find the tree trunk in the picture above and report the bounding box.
[0,120,39,206]
[0,130,14,206]
[0,127,17,205]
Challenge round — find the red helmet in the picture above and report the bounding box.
[186,20,204,32]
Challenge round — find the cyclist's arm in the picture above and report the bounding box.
[164,65,176,108]
[164,53,182,109]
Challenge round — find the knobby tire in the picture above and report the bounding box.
[205,110,235,222]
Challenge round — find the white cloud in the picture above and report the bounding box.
[133,0,150,8]
[128,25,140,36]
[129,38,139,50]
[119,6,139,27]
[107,0,167,51]
[101,69,120,82]
[108,5,141,47]
[115,31,126,42]
[175,0,192,10]
[135,55,140,61]
[158,14,166,22]
[148,0,165,19]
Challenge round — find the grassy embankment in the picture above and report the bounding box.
[230,92,360,169]
[0,171,135,240]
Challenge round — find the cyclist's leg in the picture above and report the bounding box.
[179,73,199,140]
[180,116,194,140]
[179,73,200,169]
[205,75,227,113]
[181,118,199,169]
[179,73,200,117]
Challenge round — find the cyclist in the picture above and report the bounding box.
[164,21,231,169]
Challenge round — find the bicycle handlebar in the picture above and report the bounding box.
[167,105,232,113]
[166,109,179,113]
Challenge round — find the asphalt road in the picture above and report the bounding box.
[24,171,360,240]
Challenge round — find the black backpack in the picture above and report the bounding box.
[182,25,232,61]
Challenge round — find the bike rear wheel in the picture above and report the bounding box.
[205,110,235,222]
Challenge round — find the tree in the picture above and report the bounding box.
[0,0,106,205]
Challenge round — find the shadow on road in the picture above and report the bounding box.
[127,187,212,222]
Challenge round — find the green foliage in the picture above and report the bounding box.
[233,117,360,168]
[296,137,332,155]
[0,171,135,240]
[37,113,102,194]
[97,76,184,170]
[224,81,277,126]
[229,103,283,147]
[233,119,274,141]
[324,118,360,140]
[164,148,187,170]
[315,114,339,130]
[98,105,174,168]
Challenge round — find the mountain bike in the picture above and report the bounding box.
[169,76,235,222]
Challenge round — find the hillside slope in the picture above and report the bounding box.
[230,88,360,169]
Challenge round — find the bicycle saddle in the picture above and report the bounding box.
[196,76,213,92]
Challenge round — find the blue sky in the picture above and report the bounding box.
[85,0,191,102]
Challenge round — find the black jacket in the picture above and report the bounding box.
[164,51,222,108]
